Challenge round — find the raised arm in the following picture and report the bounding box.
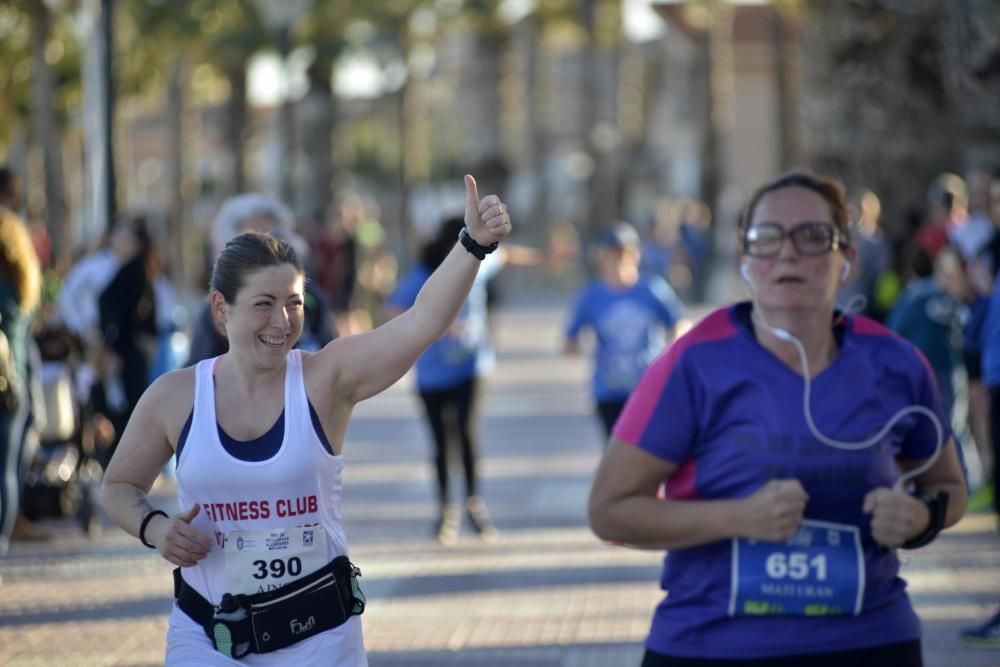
[316,174,511,404]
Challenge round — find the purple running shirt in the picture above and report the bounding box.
[613,302,950,659]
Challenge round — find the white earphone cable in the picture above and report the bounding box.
[754,308,944,491]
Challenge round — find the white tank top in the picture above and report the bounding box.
[175,349,352,600]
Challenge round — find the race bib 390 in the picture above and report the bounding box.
[223,525,328,596]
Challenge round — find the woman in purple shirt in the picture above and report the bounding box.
[588,171,967,666]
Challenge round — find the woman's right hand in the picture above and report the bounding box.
[151,504,214,567]
[464,174,511,247]
[735,479,809,542]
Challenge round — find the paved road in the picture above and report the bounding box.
[1,300,999,666]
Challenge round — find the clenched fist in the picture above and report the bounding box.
[863,487,929,549]
[735,479,810,542]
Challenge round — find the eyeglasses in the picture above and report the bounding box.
[743,221,848,258]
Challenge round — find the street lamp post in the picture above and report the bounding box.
[252,0,312,205]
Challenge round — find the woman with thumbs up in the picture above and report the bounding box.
[101,175,511,666]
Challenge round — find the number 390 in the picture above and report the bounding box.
[252,557,303,579]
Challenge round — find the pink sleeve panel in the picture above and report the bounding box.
[613,307,737,447]
[661,458,698,500]
[852,313,938,379]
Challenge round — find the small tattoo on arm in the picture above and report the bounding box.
[133,496,155,525]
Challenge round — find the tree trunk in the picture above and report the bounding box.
[939,0,1000,160]
[301,58,333,221]
[700,0,733,218]
[165,55,187,283]
[395,83,411,261]
[770,4,796,170]
[694,0,733,302]
[799,0,956,243]
[223,60,248,195]
[526,14,550,240]
[29,0,67,263]
[277,30,295,207]
[466,30,505,182]
[582,0,623,244]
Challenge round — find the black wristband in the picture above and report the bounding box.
[139,510,168,549]
[458,227,498,260]
[901,491,949,550]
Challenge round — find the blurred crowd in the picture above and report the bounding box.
[0,161,999,555]
[839,167,1000,515]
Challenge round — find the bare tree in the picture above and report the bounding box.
[799,0,958,236]
[29,0,67,261]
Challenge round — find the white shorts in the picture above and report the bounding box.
[165,603,367,666]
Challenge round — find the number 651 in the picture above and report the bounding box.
[765,552,826,581]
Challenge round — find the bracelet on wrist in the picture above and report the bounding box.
[458,227,498,260]
[901,491,948,550]
[139,509,168,549]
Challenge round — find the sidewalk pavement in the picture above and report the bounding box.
[1,300,999,666]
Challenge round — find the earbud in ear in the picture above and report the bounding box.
[740,263,751,282]
[772,328,794,342]
[840,261,851,282]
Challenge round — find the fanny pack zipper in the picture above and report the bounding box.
[249,572,337,610]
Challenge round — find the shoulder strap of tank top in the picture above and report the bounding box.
[192,356,218,432]
[285,349,305,418]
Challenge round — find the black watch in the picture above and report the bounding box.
[458,227,498,260]
[901,490,949,549]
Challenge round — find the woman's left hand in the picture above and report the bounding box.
[862,487,930,548]
[464,174,511,247]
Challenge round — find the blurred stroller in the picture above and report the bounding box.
[20,322,112,537]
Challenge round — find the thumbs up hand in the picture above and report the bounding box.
[156,503,214,567]
[464,174,512,247]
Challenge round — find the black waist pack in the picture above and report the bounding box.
[173,555,365,659]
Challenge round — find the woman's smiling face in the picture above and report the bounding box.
[223,263,305,362]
